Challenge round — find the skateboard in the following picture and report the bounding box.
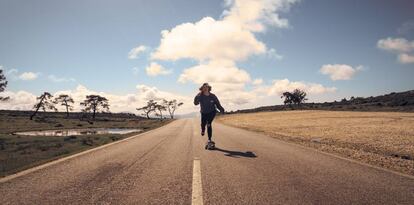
[205,141,215,150]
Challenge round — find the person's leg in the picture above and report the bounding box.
[206,112,216,141]
[201,113,207,136]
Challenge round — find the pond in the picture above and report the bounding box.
[14,128,142,136]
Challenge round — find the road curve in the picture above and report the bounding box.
[1,118,413,205]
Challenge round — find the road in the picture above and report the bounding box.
[1,119,414,205]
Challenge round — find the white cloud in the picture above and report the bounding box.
[178,60,251,84]
[267,79,337,96]
[18,72,38,81]
[152,0,296,62]
[128,45,147,59]
[0,90,37,110]
[377,37,414,53]
[398,53,414,64]
[151,0,298,106]
[145,62,172,76]
[48,75,76,83]
[377,37,414,64]
[152,17,266,62]
[320,64,362,81]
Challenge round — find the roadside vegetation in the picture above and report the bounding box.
[0,68,184,177]
[0,111,171,177]
[229,90,414,114]
[218,110,414,176]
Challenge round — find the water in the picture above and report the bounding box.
[14,128,142,136]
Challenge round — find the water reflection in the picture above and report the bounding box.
[15,128,142,136]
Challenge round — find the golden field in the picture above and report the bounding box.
[218,110,414,175]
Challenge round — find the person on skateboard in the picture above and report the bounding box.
[194,83,225,146]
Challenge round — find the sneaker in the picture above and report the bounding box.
[201,131,205,136]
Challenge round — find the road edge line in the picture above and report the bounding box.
[0,121,173,183]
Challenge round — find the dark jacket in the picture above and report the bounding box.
[194,93,224,114]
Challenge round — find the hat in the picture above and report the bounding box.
[199,83,212,91]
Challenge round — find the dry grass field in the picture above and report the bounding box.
[218,110,414,176]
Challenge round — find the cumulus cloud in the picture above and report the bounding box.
[320,64,363,81]
[152,17,266,62]
[128,45,147,59]
[267,79,337,96]
[152,0,298,106]
[0,90,37,110]
[0,84,195,115]
[377,37,414,53]
[398,53,414,64]
[145,62,172,76]
[18,72,38,80]
[178,60,251,84]
[377,37,414,64]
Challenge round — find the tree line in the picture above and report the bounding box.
[28,92,183,120]
[136,99,183,119]
[29,92,110,120]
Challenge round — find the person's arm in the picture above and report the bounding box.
[213,95,225,113]
[194,93,201,105]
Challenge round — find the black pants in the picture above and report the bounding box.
[201,111,216,140]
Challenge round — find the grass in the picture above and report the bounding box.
[0,112,170,177]
[218,110,414,176]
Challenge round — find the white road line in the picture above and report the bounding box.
[192,158,204,205]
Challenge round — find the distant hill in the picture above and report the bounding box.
[228,90,414,114]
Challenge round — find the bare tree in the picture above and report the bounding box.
[30,92,57,120]
[162,99,183,119]
[0,69,9,101]
[136,100,157,119]
[80,95,110,119]
[54,94,74,118]
[155,103,166,120]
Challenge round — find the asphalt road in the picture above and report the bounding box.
[1,119,414,205]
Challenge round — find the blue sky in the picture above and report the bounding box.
[0,0,413,113]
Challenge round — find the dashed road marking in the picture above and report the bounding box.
[192,158,203,205]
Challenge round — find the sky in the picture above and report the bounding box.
[0,0,413,115]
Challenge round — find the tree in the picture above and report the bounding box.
[136,100,157,119]
[54,94,74,117]
[80,95,110,119]
[0,69,9,101]
[30,92,57,120]
[162,99,183,119]
[155,103,167,120]
[281,89,307,105]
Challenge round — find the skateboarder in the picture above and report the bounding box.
[194,83,225,146]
